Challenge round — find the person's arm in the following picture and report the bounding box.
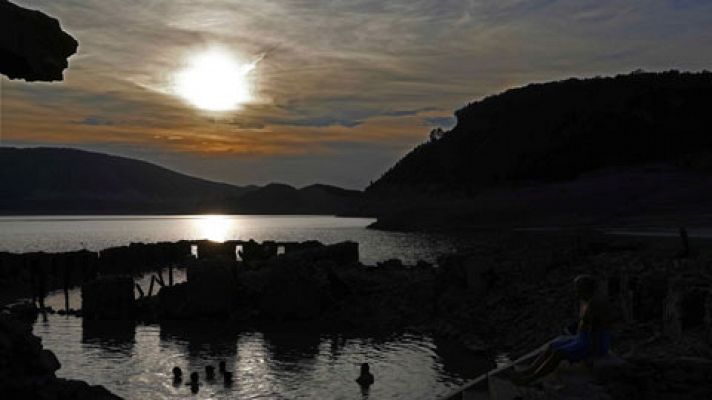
[577,301,592,333]
[583,301,599,366]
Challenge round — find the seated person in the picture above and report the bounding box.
[514,275,611,385]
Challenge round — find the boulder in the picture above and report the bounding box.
[0,0,78,81]
[38,349,61,373]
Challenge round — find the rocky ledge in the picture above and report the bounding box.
[0,304,121,400]
[0,0,78,81]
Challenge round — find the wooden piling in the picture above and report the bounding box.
[156,270,165,287]
[135,283,145,298]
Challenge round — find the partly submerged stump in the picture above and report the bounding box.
[82,276,135,320]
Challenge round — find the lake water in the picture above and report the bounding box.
[0,215,461,265]
[0,215,485,399]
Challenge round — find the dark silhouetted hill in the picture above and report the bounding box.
[366,71,712,230]
[234,183,362,215]
[0,147,362,215]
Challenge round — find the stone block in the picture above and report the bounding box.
[81,276,135,320]
[197,240,236,260]
[186,260,236,316]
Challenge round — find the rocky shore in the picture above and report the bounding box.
[0,304,121,399]
[3,231,711,399]
[430,230,712,399]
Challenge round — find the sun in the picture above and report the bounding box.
[194,215,233,242]
[174,48,255,112]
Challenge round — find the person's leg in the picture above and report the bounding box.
[513,351,565,385]
[517,336,570,376]
[516,347,552,376]
[530,351,565,380]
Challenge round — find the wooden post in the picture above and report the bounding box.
[679,227,689,258]
[148,275,155,297]
[156,270,165,287]
[135,283,145,298]
[38,261,46,311]
[63,260,70,314]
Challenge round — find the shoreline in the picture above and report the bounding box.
[3,231,711,399]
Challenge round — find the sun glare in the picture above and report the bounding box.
[194,215,233,242]
[174,48,255,111]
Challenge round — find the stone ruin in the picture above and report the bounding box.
[78,239,360,322]
[185,259,237,317]
[82,276,135,320]
[602,259,712,345]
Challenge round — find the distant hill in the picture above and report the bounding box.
[366,71,712,230]
[0,147,362,215]
[234,183,363,214]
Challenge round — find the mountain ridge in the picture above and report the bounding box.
[365,70,712,229]
[0,146,363,215]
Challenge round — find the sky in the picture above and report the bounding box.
[2,0,712,189]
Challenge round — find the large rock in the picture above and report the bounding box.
[0,0,78,81]
[0,314,122,399]
[38,349,61,373]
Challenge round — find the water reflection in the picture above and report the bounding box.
[262,330,322,366]
[0,215,462,264]
[432,336,494,378]
[82,320,137,357]
[34,315,486,400]
[193,215,233,242]
[160,320,238,359]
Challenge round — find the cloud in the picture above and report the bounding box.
[5,0,712,188]
[381,107,439,117]
[76,116,115,126]
[423,116,456,129]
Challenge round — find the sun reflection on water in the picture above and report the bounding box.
[194,215,233,242]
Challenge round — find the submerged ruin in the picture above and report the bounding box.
[3,231,712,399]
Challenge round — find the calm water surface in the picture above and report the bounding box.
[33,312,484,400]
[0,215,460,264]
[0,215,483,399]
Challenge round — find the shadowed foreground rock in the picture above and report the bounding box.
[0,0,77,81]
[0,309,121,399]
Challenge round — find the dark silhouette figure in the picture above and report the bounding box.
[223,371,232,387]
[205,365,215,380]
[218,360,226,375]
[223,371,233,387]
[679,227,690,258]
[513,275,612,385]
[172,366,183,386]
[188,372,200,393]
[356,363,374,387]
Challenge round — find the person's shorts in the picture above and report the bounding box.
[550,331,611,362]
